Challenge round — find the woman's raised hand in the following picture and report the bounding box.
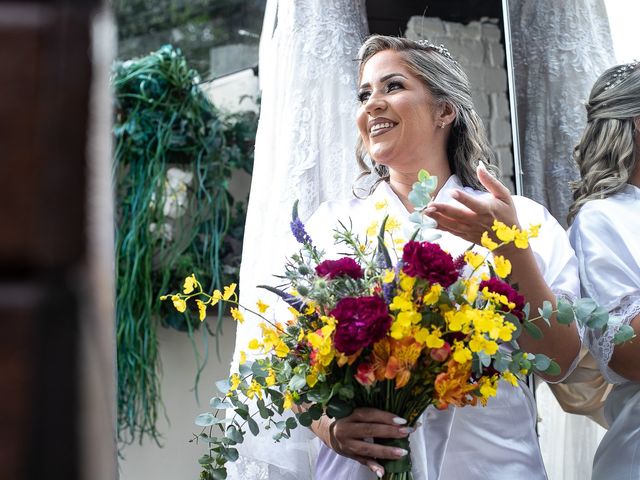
[425,162,519,245]
[312,407,413,478]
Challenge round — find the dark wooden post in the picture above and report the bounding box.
[0,2,115,479]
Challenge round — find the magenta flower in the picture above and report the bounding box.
[401,241,458,287]
[480,277,526,320]
[330,296,391,355]
[315,257,364,280]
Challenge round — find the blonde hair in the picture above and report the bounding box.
[567,63,640,223]
[353,35,498,195]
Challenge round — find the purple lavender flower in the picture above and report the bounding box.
[290,217,312,245]
[290,200,313,246]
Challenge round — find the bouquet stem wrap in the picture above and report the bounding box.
[378,437,412,479]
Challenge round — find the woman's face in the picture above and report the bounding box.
[356,49,447,171]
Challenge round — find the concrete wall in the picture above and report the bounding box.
[405,16,515,192]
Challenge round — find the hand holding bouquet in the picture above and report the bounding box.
[162,171,602,480]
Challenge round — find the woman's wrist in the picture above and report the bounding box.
[310,415,335,449]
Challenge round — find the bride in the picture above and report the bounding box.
[303,35,582,479]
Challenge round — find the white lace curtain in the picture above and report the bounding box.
[229,1,368,478]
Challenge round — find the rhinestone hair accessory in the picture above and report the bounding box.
[416,39,457,64]
[604,60,639,91]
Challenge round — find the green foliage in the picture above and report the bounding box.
[112,44,257,445]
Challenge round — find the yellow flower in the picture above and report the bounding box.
[502,371,519,386]
[211,289,222,306]
[246,379,263,400]
[304,302,317,315]
[283,391,294,410]
[171,295,187,313]
[423,284,443,305]
[306,373,318,388]
[183,274,198,294]
[464,280,479,304]
[385,216,402,232]
[223,283,237,301]
[389,295,414,312]
[452,341,472,364]
[383,269,395,284]
[481,231,499,251]
[248,339,261,350]
[425,328,445,349]
[239,351,247,365]
[196,299,207,321]
[493,255,512,278]
[514,230,529,249]
[492,220,515,243]
[375,199,388,210]
[399,274,417,292]
[396,310,422,327]
[229,373,241,392]
[464,251,485,269]
[366,220,379,237]
[265,369,276,386]
[230,307,244,324]
[256,299,269,313]
[528,224,541,238]
[479,376,498,404]
[274,340,290,358]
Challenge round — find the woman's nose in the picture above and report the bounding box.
[365,92,386,115]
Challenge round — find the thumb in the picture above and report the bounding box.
[477,161,510,200]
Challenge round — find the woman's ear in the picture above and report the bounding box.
[634,116,640,132]
[438,101,457,127]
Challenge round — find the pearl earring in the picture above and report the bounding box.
[440,122,446,129]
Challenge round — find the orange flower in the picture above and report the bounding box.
[434,360,477,409]
[372,337,422,389]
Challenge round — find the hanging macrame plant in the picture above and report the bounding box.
[112,45,256,445]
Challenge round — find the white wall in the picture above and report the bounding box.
[119,318,237,480]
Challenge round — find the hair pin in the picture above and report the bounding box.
[415,39,457,64]
[604,60,639,91]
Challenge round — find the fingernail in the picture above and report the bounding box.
[392,417,407,425]
[373,466,384,478]
[424,206,435,214]
[478,160,487,170]
[399,426,415,434]
[394,448,409,457]
[450,190,459,199]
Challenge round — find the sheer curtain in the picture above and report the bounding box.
[509,1,615,478]
[229,1,368,478]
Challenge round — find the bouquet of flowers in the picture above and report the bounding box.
[163,171,589,480]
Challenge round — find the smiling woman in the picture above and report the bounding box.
[306,34,581,480]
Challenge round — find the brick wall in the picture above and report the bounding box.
[405,16,515,192]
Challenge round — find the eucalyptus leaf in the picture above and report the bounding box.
[216,379,231,395]
[586,307,609,330]
[210,397,232,410]
[575,298,598,322]
[613,325,636,344]
[288,374,307,391]
[544,360,561,376]
[533,353,551,372]
[523,321,543,340]
[297,411,313,427]
[198,454,214,465]
[195,413,216,427]
[211,468,228,480]
[556,299,575,325]
[247,417,260,436]
[225,425,243,444]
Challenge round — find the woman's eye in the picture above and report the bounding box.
[386,81,403,92]
[357,91,371,103]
